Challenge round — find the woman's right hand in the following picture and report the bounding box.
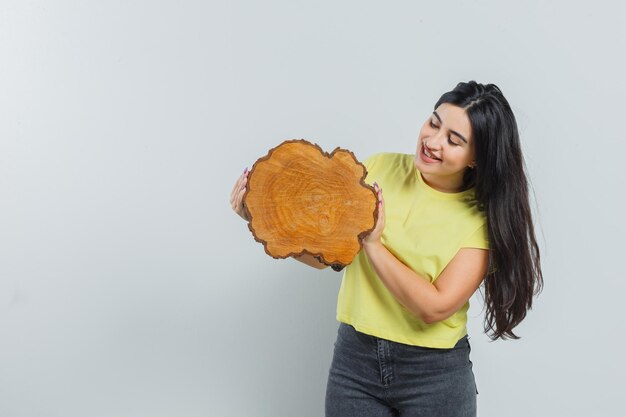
[230,168,250,221]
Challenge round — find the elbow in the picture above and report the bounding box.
[419,308,453,325]
[420,312,440,325]
[413,294,459,324]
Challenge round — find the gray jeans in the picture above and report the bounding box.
[325,323,478,417]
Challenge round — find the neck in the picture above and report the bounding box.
[420,172,465,193]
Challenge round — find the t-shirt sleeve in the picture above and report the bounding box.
[361,153,380,184]
[461,223,490,250]
[362,153,377,170]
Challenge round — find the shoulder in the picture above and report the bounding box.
[460,220,490,250]
[362,152,412,170]
[455,195,489,249]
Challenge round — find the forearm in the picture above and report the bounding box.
[362,241,443,323]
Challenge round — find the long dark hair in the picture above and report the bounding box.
[435,81,543,340]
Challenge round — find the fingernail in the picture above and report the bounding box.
[244,167,248,174]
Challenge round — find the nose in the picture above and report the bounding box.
[426,130,446,149]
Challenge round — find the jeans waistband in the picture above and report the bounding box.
[337,322,469,352]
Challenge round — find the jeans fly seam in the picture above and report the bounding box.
[377,339,394,388]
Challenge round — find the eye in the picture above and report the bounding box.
[448,137,460,146]
[429,120,438,129]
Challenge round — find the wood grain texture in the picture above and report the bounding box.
[243,139,378,270]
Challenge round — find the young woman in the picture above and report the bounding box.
[229,81,543,417]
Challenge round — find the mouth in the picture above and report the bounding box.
[421,144,441,162]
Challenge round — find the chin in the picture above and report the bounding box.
[413,154,421,170]
[413,153,430,171]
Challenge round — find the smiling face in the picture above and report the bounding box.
[414,103,476,193]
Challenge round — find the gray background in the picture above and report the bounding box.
[1,0,624,416]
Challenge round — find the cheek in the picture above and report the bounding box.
[418,127,430,141]
[454,149,474,164]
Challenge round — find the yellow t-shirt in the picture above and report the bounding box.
[336,152,489,348]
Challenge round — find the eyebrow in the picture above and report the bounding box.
[432,111,468,144]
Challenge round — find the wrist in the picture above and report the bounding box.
[362,239,383,254]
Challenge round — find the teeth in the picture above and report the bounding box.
[424,146,440,160]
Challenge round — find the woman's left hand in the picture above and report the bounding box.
[361,182,385,248]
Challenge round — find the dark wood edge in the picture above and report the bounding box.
[242,139,379,270]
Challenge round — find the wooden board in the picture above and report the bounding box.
[243,139,378,270]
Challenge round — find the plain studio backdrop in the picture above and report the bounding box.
[1,1,625,416]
